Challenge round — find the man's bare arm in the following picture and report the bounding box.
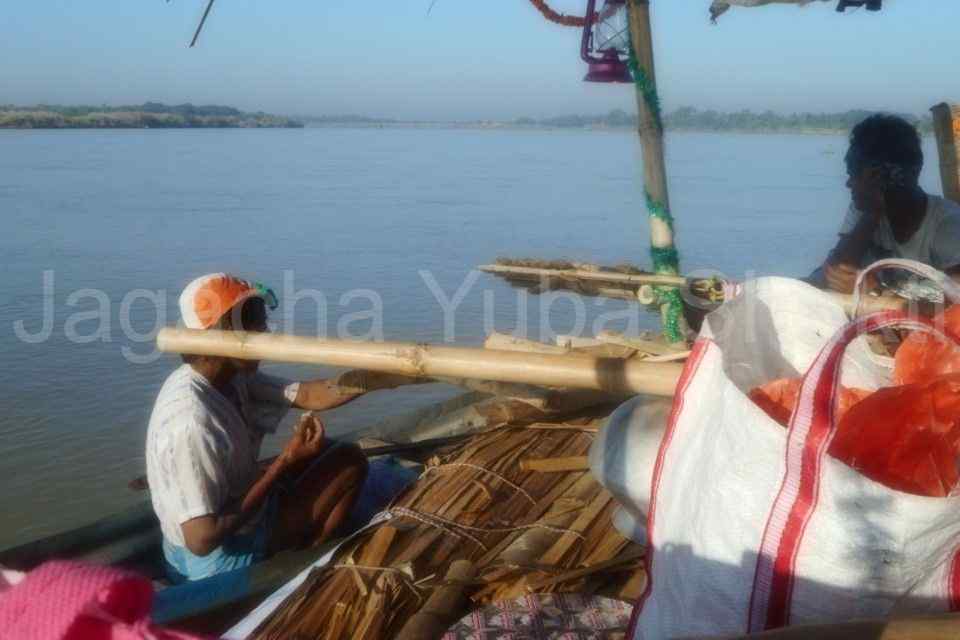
[293,379,363,412]
[180,415,326,556]
[827,213,879,268]
[293,371,430,412]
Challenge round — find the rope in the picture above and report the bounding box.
[331,563,416,579]
[388,507,489,551]
[420,463,537,505]
[526,0,593,27]
[389,507,586,548]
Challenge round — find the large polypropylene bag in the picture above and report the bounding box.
[588,395,673,544]
[628,276,960,639]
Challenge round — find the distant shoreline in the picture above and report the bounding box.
[303,121,856,136]
[0,102,303,130]
[1,103,932,135]
[299,106,933,136]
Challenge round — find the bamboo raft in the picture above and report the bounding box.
[244,407,643,640]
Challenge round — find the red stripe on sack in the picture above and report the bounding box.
[949,545,960,610]
[765,338,847,628]
[626,338,711,638]
[749,311,930,631]
[746,333,840,631]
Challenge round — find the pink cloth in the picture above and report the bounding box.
[0,561,208,640]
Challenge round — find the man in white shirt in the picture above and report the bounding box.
[817,114,960,293]
[146,273,372,582]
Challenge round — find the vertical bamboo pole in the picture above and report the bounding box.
[932,103,960,204]
[626,0,688,343]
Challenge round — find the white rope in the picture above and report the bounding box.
[420,463,536,505]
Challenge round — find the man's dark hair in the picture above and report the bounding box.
[181,297,268,364]
[848,114,923,178]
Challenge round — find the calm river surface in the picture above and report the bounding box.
[0,126,943,548]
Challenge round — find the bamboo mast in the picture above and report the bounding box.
[932,103,960,203]
[626,0,688,343]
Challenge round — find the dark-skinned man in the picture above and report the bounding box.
[146,273,370,583]
[815,114,960,293]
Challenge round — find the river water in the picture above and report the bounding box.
[0,126,943,549]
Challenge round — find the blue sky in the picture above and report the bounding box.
[1,1,956,119]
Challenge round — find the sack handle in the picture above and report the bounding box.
[850,258,960,319]
[748,310,960,632]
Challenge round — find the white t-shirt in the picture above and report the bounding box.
[145,365,299,547]
[838,195,960,271]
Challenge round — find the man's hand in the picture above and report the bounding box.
[282,413,326,465]
[824,261,860,294]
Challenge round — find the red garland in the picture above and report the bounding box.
[526,0,593,27]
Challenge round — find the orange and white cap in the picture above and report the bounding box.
[179,273,277,330]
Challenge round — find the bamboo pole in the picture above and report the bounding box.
[627,0,689,343]
[932,103,960,203]
[478,263,687,288]
[484,260,906,317]
[156,328,682,396]
[394,560,475,640]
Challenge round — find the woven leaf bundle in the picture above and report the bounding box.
[249,413,645,640]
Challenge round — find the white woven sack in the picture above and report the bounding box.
[628,272,960,639]
[588,395,673,544]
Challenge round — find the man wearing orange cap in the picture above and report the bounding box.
[146,273,371,583]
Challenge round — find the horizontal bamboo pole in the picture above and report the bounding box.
[483,263,908,317]
[479,263,687,287]
[157,328,682,397]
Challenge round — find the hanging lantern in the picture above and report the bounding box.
[581,0,632,83]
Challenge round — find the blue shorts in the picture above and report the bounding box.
[163,494,278,584]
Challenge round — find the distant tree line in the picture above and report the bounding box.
[0,102,303,129]
[514,107,934,134]
[297,114,399,125]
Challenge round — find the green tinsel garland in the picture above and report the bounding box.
[627,34,663,131]
[654,286,684,343]
[649,245,680,275]
[644,189,674,233]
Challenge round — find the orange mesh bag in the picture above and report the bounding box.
[749,378,871,428]
[831,373,960,497]
[893,305,960,385]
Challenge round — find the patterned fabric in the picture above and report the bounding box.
[443,594,633,640]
